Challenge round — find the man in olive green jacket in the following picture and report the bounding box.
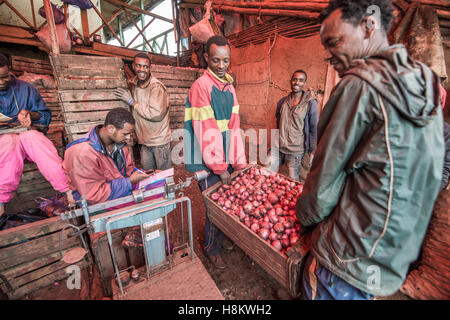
[296,0,445,299]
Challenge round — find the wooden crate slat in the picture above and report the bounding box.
[0,216,70,249]
[51,54,123,70]
[65,121,103,135]
[4,259,88,299]
[56,77,127,90]
[62,100,126,112]
[55,67,125,79]
[158,79,196,88]
[63,110,121,124]
[59,89,119,102]
[0,229,80,270]
[167,87,190,94]
[151,71,197,82]
[12,56,51,66]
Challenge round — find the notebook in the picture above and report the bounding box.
[138,168,174,190]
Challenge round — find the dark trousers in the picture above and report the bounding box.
[197,166,232,256]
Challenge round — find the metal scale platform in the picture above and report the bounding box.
[60,170,223,300]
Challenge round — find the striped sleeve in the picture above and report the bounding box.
[227,86,247,169]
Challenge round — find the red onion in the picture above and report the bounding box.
[218,187,224,194]
[269,232,280,241]
[224,200,231,209]
[273,223,285,234]
[259,221,271,230]
[250,222,260,233]
[267,193,279,205]
[257,228,270,240]
[271,240,282,251]
[211,192,220,201]
[289,234,299,246]
[243,200,253,214]
[281,238,290,249]
[223,184,230,190]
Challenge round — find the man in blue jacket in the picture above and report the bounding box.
[274,70,319,182]
[0,53,71,215]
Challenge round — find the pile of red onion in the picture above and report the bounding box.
[209,167,304,256]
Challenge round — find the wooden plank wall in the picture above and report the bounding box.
[149,64,201,131]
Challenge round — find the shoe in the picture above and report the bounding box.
[207,254,227,269]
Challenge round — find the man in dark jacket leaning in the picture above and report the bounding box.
[274,70,318,183]
[295,0,445,299]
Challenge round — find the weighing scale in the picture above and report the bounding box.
[60,170,223,299]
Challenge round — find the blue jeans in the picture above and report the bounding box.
[198,167,232,256]
[270,151,304,181]
[301,252,374,300]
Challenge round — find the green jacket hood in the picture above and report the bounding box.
[345,44,441,127]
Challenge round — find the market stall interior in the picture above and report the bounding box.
[0,0,449,300]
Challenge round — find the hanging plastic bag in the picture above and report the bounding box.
[38,3,65,24]
[35,23,72,54]
[189,0,215,44]
[61,0,94,10]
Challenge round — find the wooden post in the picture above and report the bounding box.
[171,0,179,66]
[80,9,90,45]
[43,0,60,54]
[30,0,37,29]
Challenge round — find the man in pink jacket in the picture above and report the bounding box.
[0,53,71,216]
[63,108,148,205]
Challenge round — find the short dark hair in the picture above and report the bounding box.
[320,0,394,32]
[292,69,307,82]
[104,108,135,129]
[205,35,230,55]
[133,52,151,64]
[0,53,10,69]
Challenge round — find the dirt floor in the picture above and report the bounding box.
[10,164,411,301]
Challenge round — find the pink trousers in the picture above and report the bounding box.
[0,130,69,203]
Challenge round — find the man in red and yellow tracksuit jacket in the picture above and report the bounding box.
[184,36,246,268]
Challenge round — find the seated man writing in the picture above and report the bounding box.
[0,53,72,216]
[63,108,149,205]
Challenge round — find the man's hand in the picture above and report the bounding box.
[129,170,149,184]
[17,110,31,128]
[220,171,231,185]
[114,88,133,104]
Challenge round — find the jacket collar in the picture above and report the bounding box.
[206,68,234,85]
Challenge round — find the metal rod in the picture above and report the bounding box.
[103,0,173,24]
[138,215,150,281]
[118,17,124,44]
[126,17,155,49]
[87,0,125,46]
[106,224,124,295]
[30,0,36,29]
[123,8,153,51]
[89,7,124,38]
[3,0,35,29]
